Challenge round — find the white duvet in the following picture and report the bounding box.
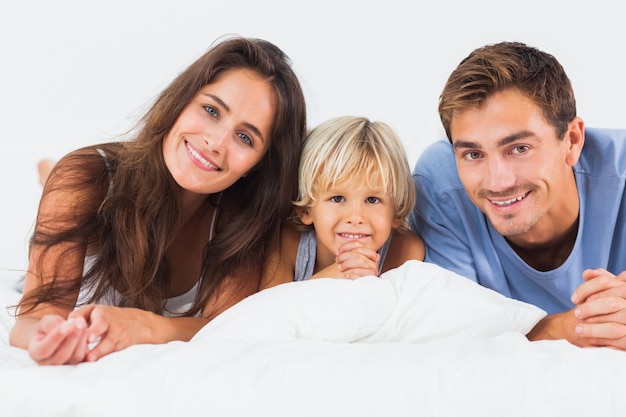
[1,260,625,417]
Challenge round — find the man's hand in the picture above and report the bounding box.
[570,268,626,349]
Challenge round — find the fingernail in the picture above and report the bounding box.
[574,308,581,318]
[571,293,578,303]
[575,325,583,335]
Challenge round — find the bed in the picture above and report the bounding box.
[1,260,625,417]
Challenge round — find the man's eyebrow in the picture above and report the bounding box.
[452,131,536,150]
[202,93,266,144]
[496,131,535,147]
[452,139,480,150]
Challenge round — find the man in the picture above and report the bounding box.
[410,41,626,349]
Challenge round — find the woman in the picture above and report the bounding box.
[10,36,307,365]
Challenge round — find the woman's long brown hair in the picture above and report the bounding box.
[18,36,307,318]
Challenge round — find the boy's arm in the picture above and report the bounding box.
[380,229,425,274]
[260,224,300,289]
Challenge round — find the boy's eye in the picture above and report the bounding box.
[366,196,381,204]
[330,196,345,203]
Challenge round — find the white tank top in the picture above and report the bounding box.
[77,148,220,317]
[77,206,218,317]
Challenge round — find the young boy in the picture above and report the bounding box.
[263,116,424,287]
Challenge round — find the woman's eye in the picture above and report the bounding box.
[330,196,345,203]
[238,132,253,146]
[366,197,381,204]
[203,106,218,117]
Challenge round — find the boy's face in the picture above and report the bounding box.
[449,88,583,245]
[298,176,399,266]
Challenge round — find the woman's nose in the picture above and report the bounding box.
[205,126,229,153]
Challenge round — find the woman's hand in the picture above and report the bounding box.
[28,314,90,365]
[68,305,157,362]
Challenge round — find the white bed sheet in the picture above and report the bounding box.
[1,261,625,417]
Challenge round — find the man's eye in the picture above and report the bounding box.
[512,145,529,155]
[464,151,481,161]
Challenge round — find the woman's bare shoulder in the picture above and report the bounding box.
[38,144,119,215]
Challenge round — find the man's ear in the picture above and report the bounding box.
[564,117,585,167]
[296,207,314,225]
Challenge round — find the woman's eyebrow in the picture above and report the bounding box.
[202,93,230,112]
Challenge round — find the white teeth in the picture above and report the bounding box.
[186,142,219,170]
[492,194,525,206]
[342,233,366,239]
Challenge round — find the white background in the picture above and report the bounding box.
[1,0,624,272]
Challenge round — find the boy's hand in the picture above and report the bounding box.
[335,241,380,279]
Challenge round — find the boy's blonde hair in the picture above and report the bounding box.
[294,116,415,232]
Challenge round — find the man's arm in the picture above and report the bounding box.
[411,168,480,281]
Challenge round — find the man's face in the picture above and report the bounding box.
[449,89,582,245]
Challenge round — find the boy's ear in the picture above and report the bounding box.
[296,207,314,225]
[391,218,401,229]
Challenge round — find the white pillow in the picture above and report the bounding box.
[362,260,546,343]
[193,260,546,344]
[193,275,397,343]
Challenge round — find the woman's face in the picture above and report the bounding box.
[163,68,275,195]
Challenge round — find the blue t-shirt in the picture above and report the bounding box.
[410,128,626,314]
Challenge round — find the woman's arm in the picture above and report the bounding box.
[10,150,100,364]
[10,227,88,365]
[66,305,210,362]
